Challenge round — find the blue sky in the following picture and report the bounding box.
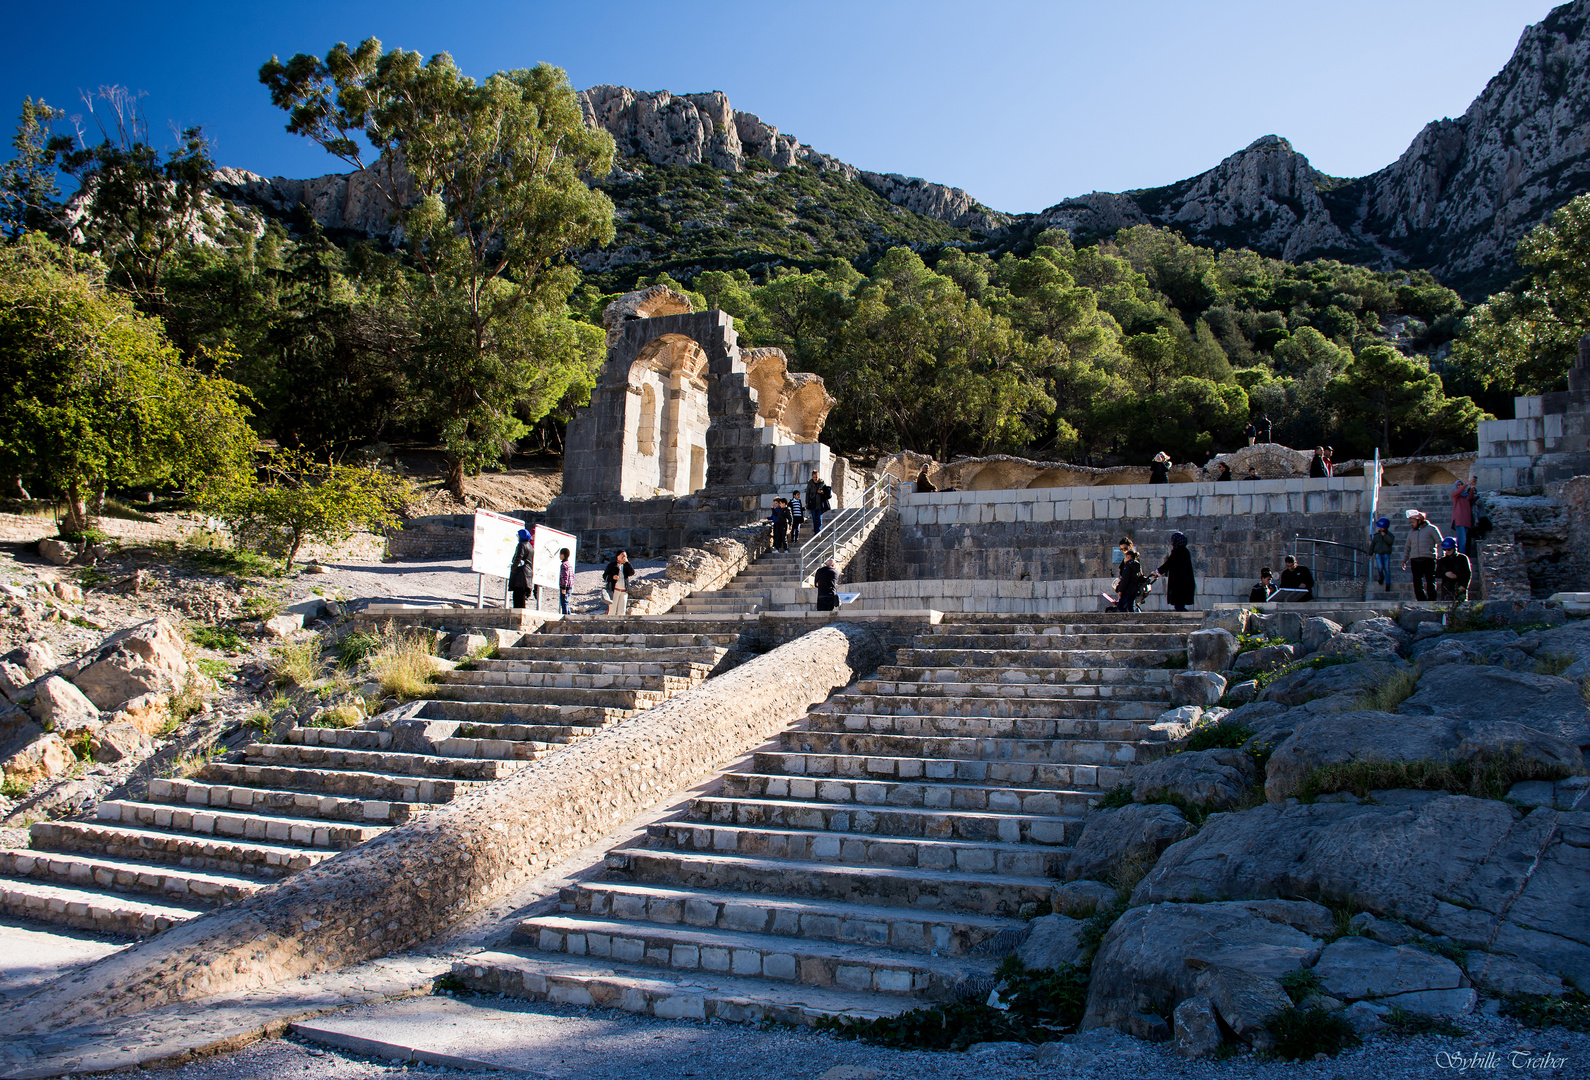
[1,0,1563,213]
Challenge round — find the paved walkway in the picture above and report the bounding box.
[0,921,125,1002]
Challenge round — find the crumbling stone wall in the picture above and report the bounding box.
[2,624,885,1035]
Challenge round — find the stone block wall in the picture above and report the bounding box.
[1,624,886,1035]
[544,490,769,557]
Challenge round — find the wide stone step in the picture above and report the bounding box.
[496,647,728,665]
[853,679,1171,703]
[438,668,704,691]
[449,719,616,741]
[29,819,332,877]
[0,877,206,938]
[819,693,1162,721]
[200,762,479,803]
[558,881,1014,957]
[0,847,266,906]
[915,633,1190,650]
[935,613,1205,626]
[643,820,1065,877]
[512,633,742,649]
[606,847,1055,917]
[424,683,663,710]
[873,665,1174,686]
[780,729,1148,765]
[511,915,982,998]
[722,771,1098,816]
[673,600,762,612]
[93,800,385,850]
[896,647,1185,668]
[287,728,392,750]
[686,796,1080,846]
[244,743,529,780]
[450,951,900,1025]
[753,750,1126,793]
[146,776,424,825]
[432,734,579,760]
[416,700,630,727]
[803,712,1152,741]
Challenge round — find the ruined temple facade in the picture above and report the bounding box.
[547,287,839,553]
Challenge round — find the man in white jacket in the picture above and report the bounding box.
[1402,511,1445,602]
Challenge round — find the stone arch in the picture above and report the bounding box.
[744,348,793,425]
[625,333,710,496]
[601,285,694,350]
[781,376,836,444]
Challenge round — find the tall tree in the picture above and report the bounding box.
[0,98,65,239]
[261,40,616,495]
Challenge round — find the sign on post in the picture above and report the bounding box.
[530,525,577,592]
[471,511,526,607]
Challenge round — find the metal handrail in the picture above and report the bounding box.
[1293,534,1367,582]
[797,473,901,584]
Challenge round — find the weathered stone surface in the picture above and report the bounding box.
[1312,631,1401,664]
[1132,796,1590,992]
[264,614,304,638]
[1171,671,1225,708]
[1203,609,1247,637]
[0,641,59,702]
[1187,629,1238,673]
[2,732,75,785]
[1233,644,1296,674]
[1066,803,1195,883]
[1259,659,1405,707]
[1194,965,1291,1049]
[1301,618,1342,653]
[1464,952,1565,997]
[1347,913,1418,946]
[1128,1011,1170,1041]
[1398,665,1590,747]
[1131,748,1256,811]
[37,538,74,566]
[1053,880,1118,918]
[73,618,196,711]
[1016,915,1086,970]
[90,720,154,763]
[447,633,489,660]
[1080,899,1329,1032]
[28,675,100,735]
[1173,994,1222,1058]
[1247,611,1302,642]
[1313,936,1465,1000]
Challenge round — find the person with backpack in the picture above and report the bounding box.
[1370,517,1395,591]
[509,528,534,610]
[806,470,831,534]
[788,491,804,543]
[1436,536,1472,602]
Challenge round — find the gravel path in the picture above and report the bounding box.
[95,995,1586,1080]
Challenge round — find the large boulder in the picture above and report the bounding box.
[1233,644,1297,674]
[1301,617,1342,653]
[1131,748,1257,811]
[1259,659,1405,708]
[1080,899,1330,1033]
[27,675,101,736]
[1186,629,1238,672]
[90,720,154,763]
[1171,671,1226,707]
[71,618,196,711]
[1398,665,1590,748]
[1173,995,1222,1059]
[1262,710,1583,802]
[1066,803,1195,883]
[2,732,75,786]
[1194,965,1292,1049]
[1408,628,1516,662]
[1313,936,1465,1000]
[1132,795,1590,991]
[1248,611,1303,642]
[0,641,60,702]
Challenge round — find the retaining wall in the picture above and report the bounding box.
[1,624,885,1037]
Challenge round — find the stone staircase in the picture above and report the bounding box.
[0,624,737,937]
[450,610,1206,1024]
[1368,483,1465,601]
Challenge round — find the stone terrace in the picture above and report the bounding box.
[451,610,1205,1023]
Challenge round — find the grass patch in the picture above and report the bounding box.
[0,774,36,799]
[335,629,383,669]
[1095,783,1134,809]
[1279,968,1322,1005]
[1410,937,1468,966]
[365,621,443,702]
[74,566,110,589]
[1186,720,1254,752]
[1296,751,1574,803]
[193,657,232,680]
[1534,652,1577,677]
[1356,667,1420,712]
[241,711,274,741]
[1236,633,1287,656]
[161,747,220,778]
[1500,990,1590,1032]
[1266,1005,1361,1059]
[1382,1005,1466,1037]
[165,682,207,730]
[189,625,245,652]
[307,705,362,729]
[271,635,324,689]
[186,545,289,579]
[241,593,285,620]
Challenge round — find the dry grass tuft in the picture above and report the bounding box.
[365,621,443,702]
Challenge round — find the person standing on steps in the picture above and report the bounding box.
[603,550,635,617]
[1156,532,1196,612]
[768,497,791,553]
[558,547,573,615]
[509,528,533,610]
[1436,537,1472,603]
[788,491,804,544]
[1149,452,1171,485]
[1111,539,1149,612]
[806,470,831,534]
[1451,478,1477,554]
[1370,518,1395,591]
[814,558,839,612]
[1402,510,1444,602]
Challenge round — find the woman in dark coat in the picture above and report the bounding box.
[1157,531,1196,612]
[1113,539,1149,612]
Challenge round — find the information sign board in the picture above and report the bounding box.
[530,525,578,591]
[470,510,525,578]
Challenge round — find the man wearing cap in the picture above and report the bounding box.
[1369,517,1395,591]
[509,528,534,609]
[814,558,839,611]
[1436,536,1472,602]
[1403,511,1444,602]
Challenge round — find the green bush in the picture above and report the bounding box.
[1296,751,1573,803]
[1266,1005,1360,1059]
[335,629,383,668]
[1500,990,1590,1032]
[1186,720,1254,752]
[1279,968,1322,1005]
[189,625,245,652]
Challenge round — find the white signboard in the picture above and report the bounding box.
[470,510,526,578]
[531,525,577,591]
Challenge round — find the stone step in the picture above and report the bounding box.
[450,951,899,1025]
[673,601,763,613]
[642,820,1066,877]
[753,751,1126,793]
[146,776,425,825]
[935,612,1206,625]
[912,633,1191,650]
[895,647,1185,668]
[496,647,728,665]
[722,771,1098,815]
[29,819,332,877]
[287,728,392,750]
[606,847,1055,917]
[468,657,715,677]
[780,729,1148,766]
[0,847,266,906]
[449,719,617,741]
[424,683,664,710]
[437,668,705,691]
[244,743,530,780]
[868,667,1175,687]
[283,725,576,761]
[416,701,631,728]
[200,762,480,803]
[0,877,207,938]
[511,914,982,998]
[686,795,1080,846]
[558,881,1014,957]
[93,799,385,850]
[803,712,1154,741]
[818,693,1162,721]
[512,633,742,649]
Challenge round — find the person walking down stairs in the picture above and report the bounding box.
[1403,512,1444,602]
[806,471,831,534]
[1370,518,1395,592]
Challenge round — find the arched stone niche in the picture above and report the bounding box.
[626,333,711,497]
[743,347,835,444]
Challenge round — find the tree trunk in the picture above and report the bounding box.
[445,455,466,501]
[8,475,27,501]
[62,481,89,536]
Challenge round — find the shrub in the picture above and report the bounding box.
[1186,720,1254,752]
[1534,651,1576,677]
[335,629,383,668]
[1095,783,1134,808]
[307,705,361,729]
[271,635,324,688]
[364,621,442,701]
[161,747,220,778]
[1266,1005,1360,1059]
[1356,667,1420,712]
[189,625,244,652]
[1500,990,1590,1032]
[1296,751,1573,803]
[1279,968,1322,1005]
